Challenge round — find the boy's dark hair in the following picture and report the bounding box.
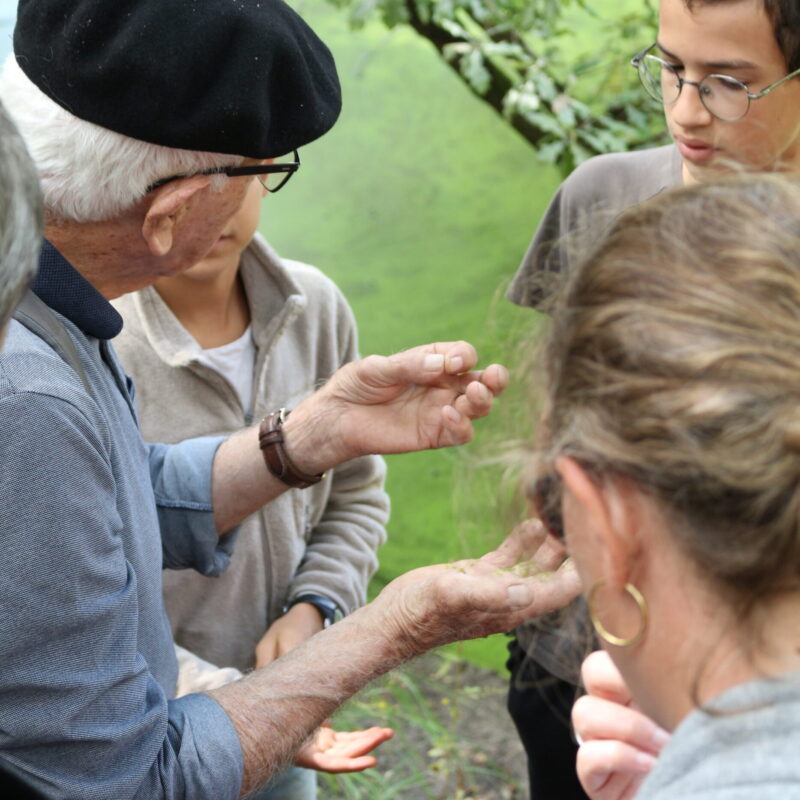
[687,1,800,71]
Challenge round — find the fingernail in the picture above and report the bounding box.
[652,727,671,750]
[447,355,464,372]
[424,354,444,371]
[507,584,531,608]
[635,751,658,771]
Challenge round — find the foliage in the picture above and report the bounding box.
[325,0,666,175]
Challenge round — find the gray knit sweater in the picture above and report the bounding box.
[636,674,800,799]
[112,234,389,672]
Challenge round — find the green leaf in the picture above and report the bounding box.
[460,48,492,94]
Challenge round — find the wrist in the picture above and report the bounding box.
[281,395,351,475]
[284,593,343,629]
[259,409,325,489]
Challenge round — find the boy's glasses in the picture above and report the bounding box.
[146,150,301,193]
[531,471,564,542]
[631,43,800,122]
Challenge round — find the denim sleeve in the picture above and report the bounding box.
[148,436,239,575]
[0,391,243,800]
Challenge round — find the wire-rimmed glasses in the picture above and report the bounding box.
[631,43,800,122]
[146,149,301,193]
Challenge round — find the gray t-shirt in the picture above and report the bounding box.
[507,144,682,309]
[509,145,682,683]
[637,674,800,799]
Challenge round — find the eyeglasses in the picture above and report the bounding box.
[531,471,564,542]
[146,150,301,193]
[631,43,800,122]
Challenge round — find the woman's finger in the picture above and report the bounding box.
[576,738,655,799]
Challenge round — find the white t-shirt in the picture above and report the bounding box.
[195,326,256,417]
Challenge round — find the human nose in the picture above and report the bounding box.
[668,80,714,129]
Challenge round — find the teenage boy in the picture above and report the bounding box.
[112,176,389,800]
[506,1,800,797]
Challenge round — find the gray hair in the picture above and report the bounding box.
[0,97,42,332]
[0,56,243,223]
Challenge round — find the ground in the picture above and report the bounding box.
[320,651,529,799]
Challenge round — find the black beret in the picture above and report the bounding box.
[13,0,341,158]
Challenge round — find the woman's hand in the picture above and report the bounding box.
[572,651,670,800]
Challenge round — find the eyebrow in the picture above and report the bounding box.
[656,40,759,71]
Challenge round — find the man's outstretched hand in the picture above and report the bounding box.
[285,341,508,474]
[371,519,582,657]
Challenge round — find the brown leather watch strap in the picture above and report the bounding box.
[258,408,324,489]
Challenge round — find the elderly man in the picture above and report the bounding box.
[0,1,579,798]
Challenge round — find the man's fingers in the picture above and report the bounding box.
[479,363,509,395]
[573,695,670,756]
[480,520,548,568]
[519,557,582,617]
[452,379,494,420]
[371,342,479,388]
[534,528,568,570]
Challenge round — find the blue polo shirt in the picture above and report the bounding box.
[0,242,243,799]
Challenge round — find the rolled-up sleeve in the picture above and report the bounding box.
[0,391,243,800]
[148,436,238,575]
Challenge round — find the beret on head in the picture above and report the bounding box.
[13,0,342,157]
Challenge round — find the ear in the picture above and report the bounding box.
[556,456,643,590]
[141,176,210,257]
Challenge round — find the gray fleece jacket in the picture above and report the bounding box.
[112,234,389,672]
[637,674,800,799]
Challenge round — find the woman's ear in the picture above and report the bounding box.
[140,176,210,257]
[556,456,642,590]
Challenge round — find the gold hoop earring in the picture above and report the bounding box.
[588,579,648,648]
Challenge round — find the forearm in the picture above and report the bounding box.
[212,343,504,533]
[208,604,408,796]
[212,395,345,533]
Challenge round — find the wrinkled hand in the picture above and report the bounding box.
[294,722,394,773]
[374,519,581,657]
[255,603,324,669]
[572,651,670,800]
[286,342,508,474]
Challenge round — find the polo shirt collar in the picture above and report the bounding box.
[33,240,123,340]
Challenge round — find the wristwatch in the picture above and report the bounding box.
[283,593,343,628]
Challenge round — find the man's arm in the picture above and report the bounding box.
[0,390,242,800]
[209,520,581,796]
[211,341,506,534]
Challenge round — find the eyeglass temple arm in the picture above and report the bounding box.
[750,65,800,99]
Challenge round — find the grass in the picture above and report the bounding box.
[264,0,559,672]
[265,0,649,672]
[318,651,525,799]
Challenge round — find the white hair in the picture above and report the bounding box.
[0,97,41,328]
[0,56,244,223]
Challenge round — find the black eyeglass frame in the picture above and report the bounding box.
[146,149,301,193]
[631,43,800,122]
